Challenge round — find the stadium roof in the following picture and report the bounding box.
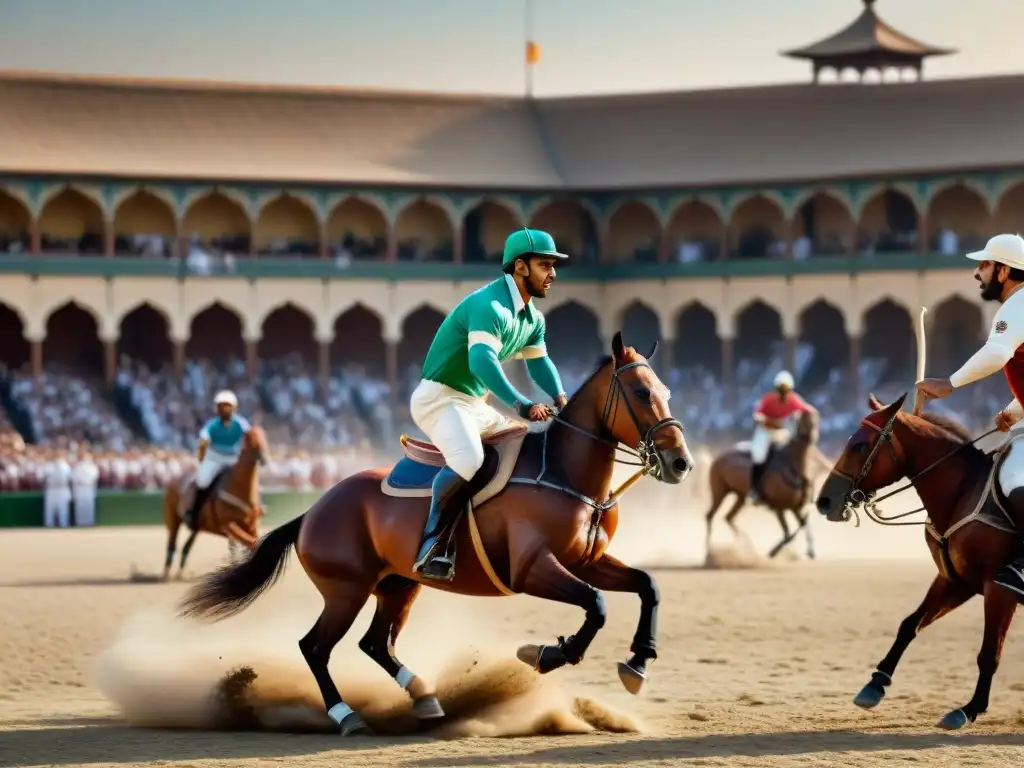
[1,69,1022,190]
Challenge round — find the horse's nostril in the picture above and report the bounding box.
[672,458,689,474]
[816,497,830,514]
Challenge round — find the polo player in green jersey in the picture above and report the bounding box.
[409,228,570,582]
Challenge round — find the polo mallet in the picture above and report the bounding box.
[913,306,928,415]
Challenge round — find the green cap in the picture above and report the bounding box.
[502,228,568,268]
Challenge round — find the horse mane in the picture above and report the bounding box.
[909,411,988,465]
[562,355,614,408]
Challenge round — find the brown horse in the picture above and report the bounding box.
[816,393,1018,730]
[180,332,693,737]
[162,425,269,580]
[704,410,824,559]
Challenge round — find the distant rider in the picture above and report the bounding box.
[184,390,250,529]
[748,370,814,505]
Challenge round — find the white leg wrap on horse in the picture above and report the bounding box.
[327,702,354,724]
[395,665,414,690]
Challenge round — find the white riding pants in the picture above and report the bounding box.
[73,486,96,526]
[409,379,513,481]
[750,425,789,464]
[197,451,236,488]
[997,427,1024,496]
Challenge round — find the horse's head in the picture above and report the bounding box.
[597,331,693,484]
[794,408,820,442]
[242,425,269,466]
[815,392,907,522]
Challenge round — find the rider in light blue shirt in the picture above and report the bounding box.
[185,390,250,528]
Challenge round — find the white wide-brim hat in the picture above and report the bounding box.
[966,233,1024,270]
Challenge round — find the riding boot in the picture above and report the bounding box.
[746,462,765,505]
[413,465,469,582]
[994,488,1024,602]
[186,485,212,530]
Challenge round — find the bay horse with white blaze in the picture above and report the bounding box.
[162,425,268,580]
[180,333,692,737]
[816,393,1018,730]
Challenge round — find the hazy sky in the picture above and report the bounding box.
[0,0,1018,96]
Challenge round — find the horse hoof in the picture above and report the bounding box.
[340,712,373,737]
[412,695,445,720]
[516,643,567,674]
[617,661,646,695]
[937,709,970,730]
[853,683,885,709]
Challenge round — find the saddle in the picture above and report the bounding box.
[381,425,528,508]
[176,468,229,520]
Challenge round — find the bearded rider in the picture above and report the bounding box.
[409,228,570,583]
[915,232,1024,601]
[748,370,815,505]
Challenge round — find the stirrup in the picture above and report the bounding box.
[414,554,455,582]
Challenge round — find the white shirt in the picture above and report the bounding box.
[73,460,99,489]
[45,460,72,491]
[950,283,1024,417]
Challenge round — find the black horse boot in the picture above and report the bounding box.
[413,465,469,582]
[994,488,1024,602]
[747,462,766,505]
[186,484,213,530]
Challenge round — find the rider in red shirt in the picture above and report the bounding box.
[748,370,815,504]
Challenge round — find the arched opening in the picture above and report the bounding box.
[994,182,1024,240]
[398,306,446,396]
[38,188,104,254]
[861,300,915,390]
[619,301,662,360]
[857,189,919,254]
[544,302,603,395]
[463,201,519,264]
[117,304,172,371]
[113,190,176,257]
[927,185,990,255]
[327,198,388,260]
[186,303,245,363]
[665,201,722,263]
[44,302,103,374]
[0,303,29,370]
[182,192,251,256]
[528,201,598,263]
[798,301,850,392]
[606,201,660,263]
[258,305,317,365]
[673,303,720,376]
[331,305,386,375]
[255,194,319,257]
[394,201,454,262]
[730,195,787,259]
[792,193,854,259]
[931,297,983,374]
[734,301,784,388]
[0,189,31,254]
[930,296,1005,417]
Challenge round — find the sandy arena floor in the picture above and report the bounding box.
[2,484,1024,767]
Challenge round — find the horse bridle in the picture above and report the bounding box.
[508,358,685,513]
[552,359,684,477]
[833,408,996,527]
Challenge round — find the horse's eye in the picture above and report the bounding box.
[634,388,651,402]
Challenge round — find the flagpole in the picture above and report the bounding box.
[525,0,534,97]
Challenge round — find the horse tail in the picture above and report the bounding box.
[179,513,304,622]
